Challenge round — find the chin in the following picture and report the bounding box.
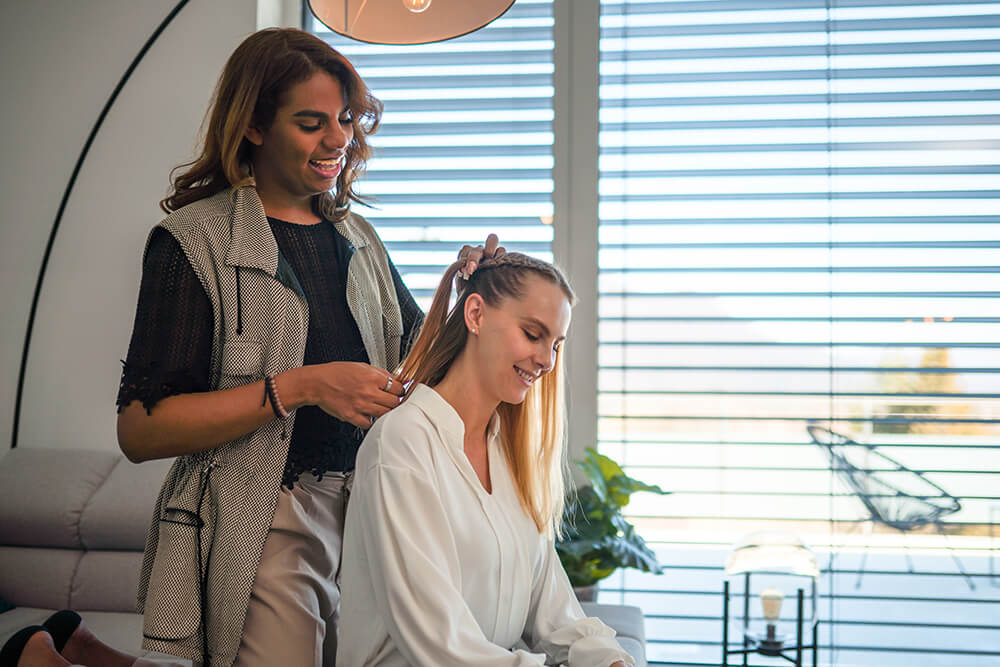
[502,386,531,406]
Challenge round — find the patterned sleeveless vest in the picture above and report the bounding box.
[136,186,402,666]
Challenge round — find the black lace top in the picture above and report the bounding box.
[117,218,424,487]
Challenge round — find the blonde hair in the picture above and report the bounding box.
[399,254,576,535]
[161,28,381,222]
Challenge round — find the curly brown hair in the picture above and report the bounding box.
[161,28,382,221]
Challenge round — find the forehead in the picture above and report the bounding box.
[281,71,347,110]
[502,274,572,336]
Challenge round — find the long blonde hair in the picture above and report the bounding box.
[161,28,381,221]
[399,254,576,535]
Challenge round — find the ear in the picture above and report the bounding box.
[464,293,485,335]
[245,125,264,147]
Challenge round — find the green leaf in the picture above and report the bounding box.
[564,487,608,524]
[607,516,663,574]
[576,450,609,502]
[588,448,626,480]
[605,473,669,509]
[560,487,615,544]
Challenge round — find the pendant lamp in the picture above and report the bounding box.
[308,0,516,45]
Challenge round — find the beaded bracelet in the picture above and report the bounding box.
[264,374,289,420]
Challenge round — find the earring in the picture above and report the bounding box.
[470,328,477,334]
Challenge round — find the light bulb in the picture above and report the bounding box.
[402,0,432,13]
[760,588,784,622]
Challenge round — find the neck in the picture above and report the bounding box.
[433,347,498,442]
[257,192,320,225]
[253,166,321,224]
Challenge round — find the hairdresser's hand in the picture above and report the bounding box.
[304,361,404,429]
[457,233,506,280]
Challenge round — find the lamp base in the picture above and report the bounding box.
[753,632,788,657]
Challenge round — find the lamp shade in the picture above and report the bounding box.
[725,530,820,579]
[308,0,516,45]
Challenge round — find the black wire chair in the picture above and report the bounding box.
[806,424,975,590]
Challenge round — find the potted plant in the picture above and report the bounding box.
[557,448,669,602]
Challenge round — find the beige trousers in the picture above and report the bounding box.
[233,472,351,667]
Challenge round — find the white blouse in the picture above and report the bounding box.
[336,384,635,667]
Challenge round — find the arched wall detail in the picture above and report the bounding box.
[11,0,191,448]
[3,0,257,452]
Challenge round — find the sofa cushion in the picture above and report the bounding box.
[72,550,144,612]
[81,457,172,550]
[0,447,166,613]
[0,449,120,548]
[0,546,79,609]
[0,548,142,612]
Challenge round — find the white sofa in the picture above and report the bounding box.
[0,447,645,666]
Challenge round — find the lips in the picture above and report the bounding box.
[514,366,537,386]
[309,156,343,179]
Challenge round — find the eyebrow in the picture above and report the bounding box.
[291,109,349,120]
[291,110,328,120]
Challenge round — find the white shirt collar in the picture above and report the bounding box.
[407,383,501,446]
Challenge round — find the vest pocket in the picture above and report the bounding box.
[219,338,264,381]
[142,462,216,641]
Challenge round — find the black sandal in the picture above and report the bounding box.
[43,610,82,653]
[0,625,49,667]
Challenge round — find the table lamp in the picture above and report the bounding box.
[722,531,820,666]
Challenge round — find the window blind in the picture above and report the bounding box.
[597,1,1000,665]
[307,0,555,311]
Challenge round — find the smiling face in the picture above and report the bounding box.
[467,273,573,406]
[245,70,354,215]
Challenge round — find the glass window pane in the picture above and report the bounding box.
[598,1,1000,664]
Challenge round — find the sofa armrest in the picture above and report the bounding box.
[582,602,647,667]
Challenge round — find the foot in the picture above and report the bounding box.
[16,630,69,667]
[60,621,134,667]
[41,611,80,655]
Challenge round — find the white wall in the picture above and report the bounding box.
[0,0,267,450]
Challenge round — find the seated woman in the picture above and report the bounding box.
[336,253,634,667]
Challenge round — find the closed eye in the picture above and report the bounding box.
[523,329,539,342]
[300,117,350,132]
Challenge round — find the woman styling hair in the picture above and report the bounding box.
[336,254,634,666]
[108,27,492,667]
[0,26,499,667]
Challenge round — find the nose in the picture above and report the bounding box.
[323,122,349,152]
[534,343,556,375]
